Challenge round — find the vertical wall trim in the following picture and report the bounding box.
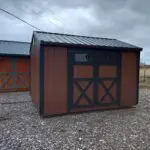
[67,49,73,112]
[93,64,98,106]
[39,45,45,115]
[29,38,33,96]
[29,55,31,95]
[12,57,17,89]
[118,52,122,106]
[136,51,140,104]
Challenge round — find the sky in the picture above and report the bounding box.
[0,0,150,63]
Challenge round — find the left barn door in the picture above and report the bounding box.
[68,50,95,111]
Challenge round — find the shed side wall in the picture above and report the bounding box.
[121,52,137,106]
[30,39,40,109]
[44,47,67,114]
[0,56,30,92]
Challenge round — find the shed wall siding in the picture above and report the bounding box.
[121,52,137,106]
[44,47,67,114]
[16,58,30,72]
[0,56,30,92]
[15,57,30,91]
[30,44,40,109]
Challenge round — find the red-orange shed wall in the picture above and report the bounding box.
[16,57,30,72]
[16,57,30,91]
[0,56,30,92]
[121,52,138,106]
[44,47,68,115]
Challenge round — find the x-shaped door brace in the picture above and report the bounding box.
[74,80,93,107]
[16,73,29,88]
[99,79,116,102]
[0,73,12,88]
[0,73,29,89]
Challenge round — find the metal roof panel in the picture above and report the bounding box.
[34,31,142,50]
[0,40,30,56]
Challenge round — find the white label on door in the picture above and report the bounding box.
[75,54,88,62]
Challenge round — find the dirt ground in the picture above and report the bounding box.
[0,89,150,150]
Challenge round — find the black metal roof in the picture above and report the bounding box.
[34,31,142,51]
[0,40,30,56]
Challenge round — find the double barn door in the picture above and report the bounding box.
[0,57,29,92]
[68,49,121,111]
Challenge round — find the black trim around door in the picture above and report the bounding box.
[136,51,140,105]
[39,45,45,115]
[67,49,121,112]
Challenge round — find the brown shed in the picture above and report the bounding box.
[30,31,142,116]
[0,40,30,92]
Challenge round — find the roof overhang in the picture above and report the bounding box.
[40,41,143,52]
[0,53,30,57]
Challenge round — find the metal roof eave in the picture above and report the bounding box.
[40,41,143,52]
[0,53,30,57]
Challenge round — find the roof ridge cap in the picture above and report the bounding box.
[34,31,116,40]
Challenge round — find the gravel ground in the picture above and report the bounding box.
[0,89,150,150]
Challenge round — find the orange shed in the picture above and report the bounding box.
[0,40,30,92]
[30,31,142,116]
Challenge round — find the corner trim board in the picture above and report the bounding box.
[67,49,73,112]
[39,45,45,115]
[136,51,140,104]
[118,52,122,106]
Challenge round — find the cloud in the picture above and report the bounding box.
[0,0,150,63]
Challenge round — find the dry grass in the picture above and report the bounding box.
[140,67,150,77]
[139,67,150,88]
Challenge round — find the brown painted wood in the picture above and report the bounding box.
[98,80,116,104]
[44,47,67,114]
[0,57,12,72]
[74,65,93,78]
[30,43,40,109]
[71,64,118,111]
[121,52,137,106]
[16,57,30,90]
[31,42,140,116]
[73,81,94,106]
[73,65,93,106]
[16,58,29,72]
[0,88,29,93]
[99,66,117,78]
[98,66,117,104]
[0,56,30,92]
[71,105,120,113]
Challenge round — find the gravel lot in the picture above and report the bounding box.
[0,89,150,150]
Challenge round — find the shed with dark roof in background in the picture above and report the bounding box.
[30,31,142,116]
[0,40,30,92]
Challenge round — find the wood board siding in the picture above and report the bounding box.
[44,47,68,114]
[71,65,119,113]
[121,52,137,106]
[30,43,140,116]
[0,56,30,92]
[30,40,40,109]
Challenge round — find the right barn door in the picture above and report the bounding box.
[68,50,121,112]
[95,51,121,106]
